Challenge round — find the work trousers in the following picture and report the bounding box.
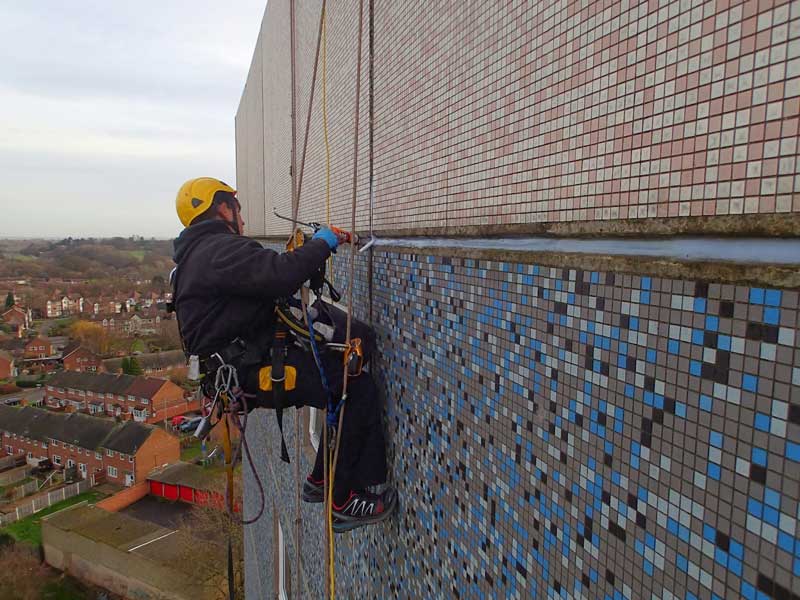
[309,372,388,501]
[244,347,388,501]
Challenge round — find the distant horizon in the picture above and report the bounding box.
[0,2,265,238]
[0,236,175,241]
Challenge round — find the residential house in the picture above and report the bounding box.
[45,299,62,318]
[0,351,15,380]
[45,371,197,424]
[1,305,31,332]
[123,313,161,335]
[100,316,119,331]
[25,336,55,359]
[62,344,104,373]
[103,350,186,377]
[62,295,84,315]
[0,405,179,486]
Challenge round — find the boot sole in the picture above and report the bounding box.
[332,491,398,533]
[302,488,324,504]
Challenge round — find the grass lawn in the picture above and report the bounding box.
[0,490,105,547]
[181,437,204,462]
[129,339,147,353]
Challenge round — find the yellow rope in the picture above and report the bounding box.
[321,8,333,287]
[320,7,337,599]
[325,0,365,596]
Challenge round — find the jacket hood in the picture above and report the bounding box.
[173,220,233,264]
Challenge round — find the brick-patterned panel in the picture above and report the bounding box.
[239,0,800,235]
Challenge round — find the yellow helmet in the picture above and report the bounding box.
[176,177,237,227]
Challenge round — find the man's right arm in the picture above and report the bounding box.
[206,236,332,298]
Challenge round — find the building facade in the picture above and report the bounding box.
[103,350,187,377]
[24,336,55,359]
[0,405,180,486]
[0,351,15,380]
[62,346,104,373]
[45,371,195,424]
[236,1,800,599]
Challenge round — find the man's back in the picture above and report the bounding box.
[172,220,330,357]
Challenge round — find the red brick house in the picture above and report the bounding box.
[25,336,55,359]
[45,371,198,425]
[0,405,179,486]
[1,305,30,331]
[0,350,15,380]
[103,350,186,377]
[62,345,104,373]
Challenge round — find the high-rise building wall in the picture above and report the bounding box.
[236,2,800,598]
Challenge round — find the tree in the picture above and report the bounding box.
[0,543,48,600]
[178,477,243,599]
[68,320,109,355]
[4,292,13,309]
[122,356,143,376]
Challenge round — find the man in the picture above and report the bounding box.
[172,177,396,531]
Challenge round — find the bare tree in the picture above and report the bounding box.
[177,477,244,600]
[0,544,49,600]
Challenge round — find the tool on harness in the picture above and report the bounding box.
[273,208,359,246]
[283,222,342,302]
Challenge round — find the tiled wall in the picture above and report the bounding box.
[245,249,800,599]
[237,1,800,598]
[237,0,800,236]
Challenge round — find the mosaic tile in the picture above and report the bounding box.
[245,247,800,599]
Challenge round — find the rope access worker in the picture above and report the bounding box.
[172,177,397,532]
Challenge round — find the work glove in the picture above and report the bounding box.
[312,226,339,253]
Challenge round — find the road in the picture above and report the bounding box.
[0,387,44,405]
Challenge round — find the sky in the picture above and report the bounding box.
[0,1,265,239]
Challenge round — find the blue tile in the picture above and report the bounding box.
[764,307,780,325]
[754,413,771,432]
[764,488,780,509]
[694,298,707,313]
[748,499,763,518]
[764,289,782,307]
[743,374,758,393]
[750,288,765,304]
[787,442,800,462]
[709,431,724,448]
[752,447,768,466]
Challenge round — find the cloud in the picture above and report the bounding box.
[0,0,265,238]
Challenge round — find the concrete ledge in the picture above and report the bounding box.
[384,244,800,289]
[256,213,800,241]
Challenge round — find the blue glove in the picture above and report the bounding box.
[312,226,339,252]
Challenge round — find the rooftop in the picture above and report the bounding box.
[48,370,170,399]
[0,405,163,455]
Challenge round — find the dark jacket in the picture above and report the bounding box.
[172,220,331,357]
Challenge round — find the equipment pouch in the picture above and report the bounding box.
[258,366,297,392]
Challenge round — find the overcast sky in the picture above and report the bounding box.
[0,1,265,239]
